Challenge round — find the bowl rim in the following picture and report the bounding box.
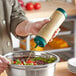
[4,51,60,70]
[68,57,76,67]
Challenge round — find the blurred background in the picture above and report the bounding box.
[12,0,76,62]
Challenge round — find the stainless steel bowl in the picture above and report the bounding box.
[4,51,60,76]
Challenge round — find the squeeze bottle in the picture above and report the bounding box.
[34,8,67,48]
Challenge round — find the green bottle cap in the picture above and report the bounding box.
[34,36,47,48]
[56,8,67,18]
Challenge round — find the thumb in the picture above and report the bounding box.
[0,55,9,64]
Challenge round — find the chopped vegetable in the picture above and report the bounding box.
[12,56,57,65]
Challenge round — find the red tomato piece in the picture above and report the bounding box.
[34,3,41,10]
[25,2,34,11]
[21,61,24,64]
[33,61,37,65]
[13,61,16,64]
[18,63,23,65]
[26,60,33,63]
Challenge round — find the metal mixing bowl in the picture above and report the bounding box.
[4,51,60,76]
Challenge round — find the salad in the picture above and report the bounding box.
[12,56,57,65]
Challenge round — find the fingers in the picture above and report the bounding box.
[0,55,9,64]
[24,19,49,35]
[0,68,5,74]
[34,19,50,29]
[30,19,50,35]
[0,66,8,74]
[0,62,8,70]
[31,28,39,35]
[49,28,60,42]
[0,56,9,74]
[52,28,60,38]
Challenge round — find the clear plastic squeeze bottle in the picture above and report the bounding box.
[34,8,67,48]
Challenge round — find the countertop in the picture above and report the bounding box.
[55,62,76,76]
[0,62,76,76]
[25,1,76,19]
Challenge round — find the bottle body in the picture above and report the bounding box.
[34,8,67,47]
[38,10,65,43]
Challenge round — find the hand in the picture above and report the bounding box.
[26,20,60,42]
[0,55,9,74]
[16,19,60,40]
[16,19,49,36]
[26,20,60,41]
[25,19,50,35]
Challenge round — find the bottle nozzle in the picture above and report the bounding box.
[35,44,38,48]
[34,36,47,48]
